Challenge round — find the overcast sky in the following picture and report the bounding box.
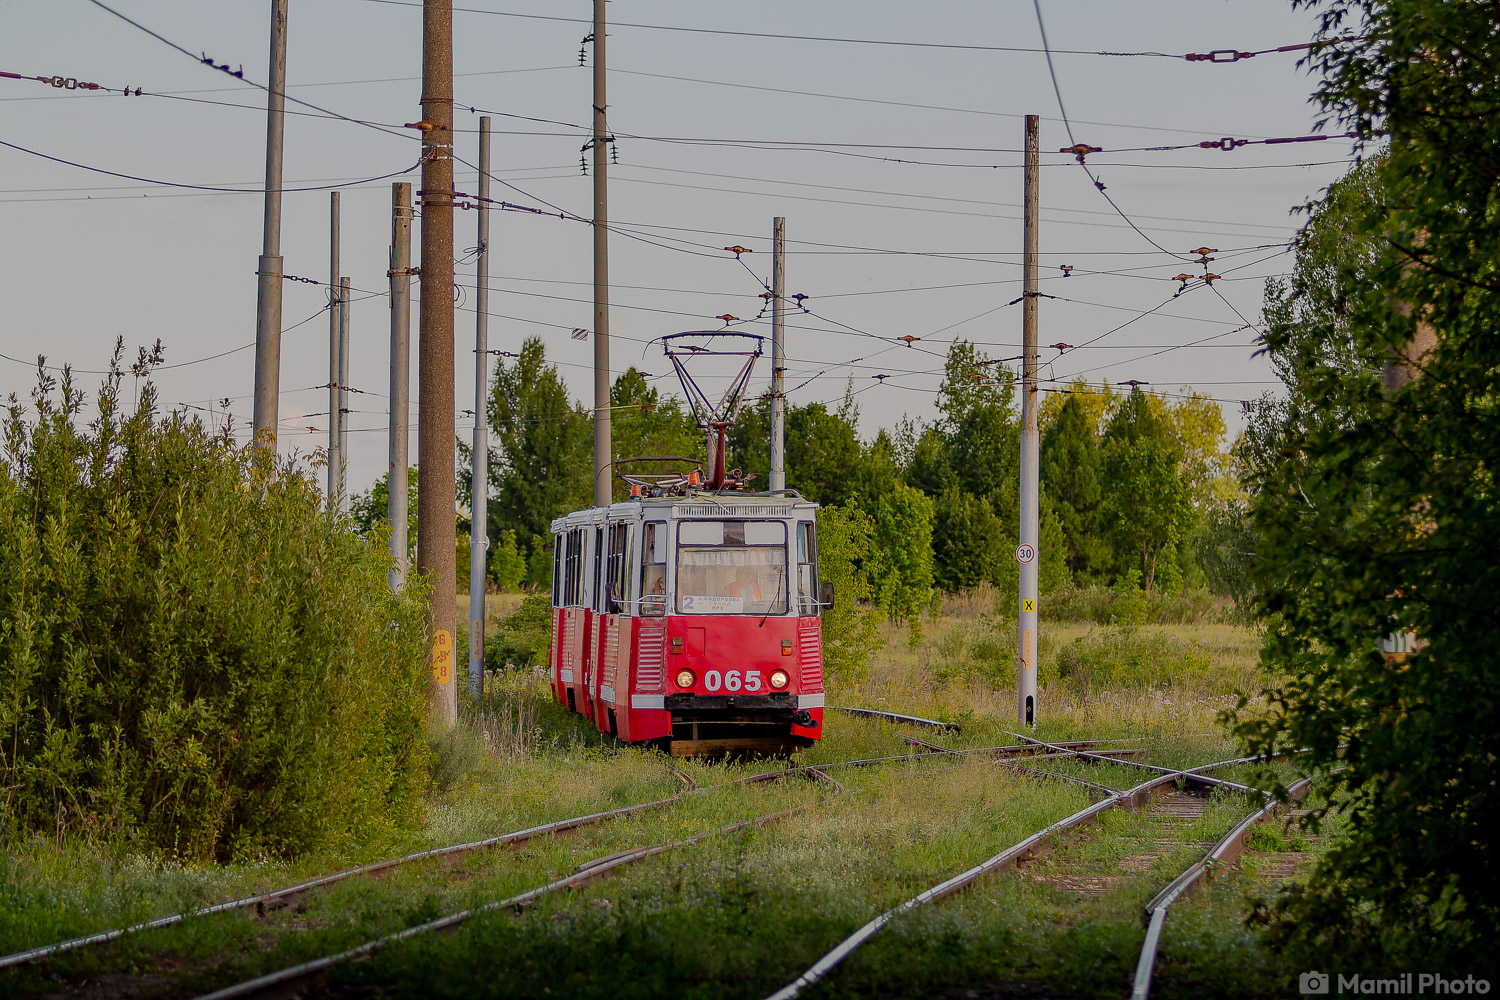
[1,0,1354,496]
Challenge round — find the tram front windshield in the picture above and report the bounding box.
[676,520,788,615]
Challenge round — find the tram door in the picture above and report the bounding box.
[595,521,632,737]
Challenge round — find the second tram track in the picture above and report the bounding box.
[764,751,1301,1000]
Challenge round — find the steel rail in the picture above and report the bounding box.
[762,754,1266,1000]
[831,706,962,732]
[1007,732,1263,797]
[1128,775,1314,1000]
[0,792,692,971]
[813,738,1142,773]
[0,757,813,971]
[196,806,810,1000]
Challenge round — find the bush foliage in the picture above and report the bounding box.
[0,351,431,860]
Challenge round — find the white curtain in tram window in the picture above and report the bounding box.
[676,546,788,614]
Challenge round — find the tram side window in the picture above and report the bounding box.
[592,527,606,612]
[552,534,562,607]
[563,529,583,607]
[604,523,630,614]
[796,521,821,616]
[639,521,666,616]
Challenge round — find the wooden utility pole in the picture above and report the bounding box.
[388,182,413,592]
[591,0,612,507]
[252,0,288,450]
[339,275,351,503]
[770,217,786,493]
[1017,114,1040,727]
[327,191,342,509]
[419,0,457,725]
[469,117,491,700]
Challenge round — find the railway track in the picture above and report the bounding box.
[191,738,1161,999]
[0,728,1196,999]
[196,805,814,1000]
[764,751,1291,1000]
[1128,774,1315,1000]
[0,733,1131,982]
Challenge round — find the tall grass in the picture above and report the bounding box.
[0,348,431,860]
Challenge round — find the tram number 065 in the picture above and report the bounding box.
[703,670,762,693]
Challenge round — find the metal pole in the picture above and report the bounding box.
[388,182,413,591]
[469,117,491,700]
[339,276,351,512]
[419,0,458,726]
[770,216,786,493]
[1017,114,1041,727]
[327,191,341,508]
[252,0,288,451]
[591,0,612,508]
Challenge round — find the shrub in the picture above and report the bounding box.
[484,593,551,671]
[816,500,884,684]
[488,529,526,592]
[1052,628,1214,693]
[0,350,431,860]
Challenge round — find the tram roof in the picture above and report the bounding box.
[551,491,817,532]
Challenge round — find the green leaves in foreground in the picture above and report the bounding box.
[1228,0,1500,969]
[0,345,432,860]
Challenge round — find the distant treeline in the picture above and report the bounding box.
[358,335,1250,610]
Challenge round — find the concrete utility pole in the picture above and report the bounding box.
[252,0,288,450]
[1017,114,1041,728]
[419,0,458,725]
[327,191,342,509]
[339,275,351,506]
[591,0,612,507]
[770,216,787,493]
[388,182,413,592]
[469,117,491,700]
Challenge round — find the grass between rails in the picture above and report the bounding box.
[0,610,1337,999]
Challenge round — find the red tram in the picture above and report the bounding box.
[548,488,828,756]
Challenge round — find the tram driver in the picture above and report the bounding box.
[724,565,764,603]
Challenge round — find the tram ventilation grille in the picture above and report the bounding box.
[797,619,824,692]
[637,622,666,693]
[677,504,790,518]
[602,619,620,692]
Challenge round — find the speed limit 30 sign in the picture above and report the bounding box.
[1015,543,1036,564]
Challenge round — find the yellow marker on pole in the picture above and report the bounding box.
[432,629,454,686]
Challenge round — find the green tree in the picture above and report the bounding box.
[485,337,591,583]
[866,482,935,639]
[931,490,1006,592]
[351,467,418,557]
[488,528,525,592]
[1227,3,1500,964]
[1040,394,1104,577]
[1097,389,1194,593]
[728,389,864,504]
[608,367,701,498]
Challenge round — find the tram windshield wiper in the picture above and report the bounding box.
[759,563,785,628]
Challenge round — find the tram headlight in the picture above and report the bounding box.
[674,668,696,690]
[769,669,790,690]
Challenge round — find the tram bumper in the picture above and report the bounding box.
[664,692,815,757]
